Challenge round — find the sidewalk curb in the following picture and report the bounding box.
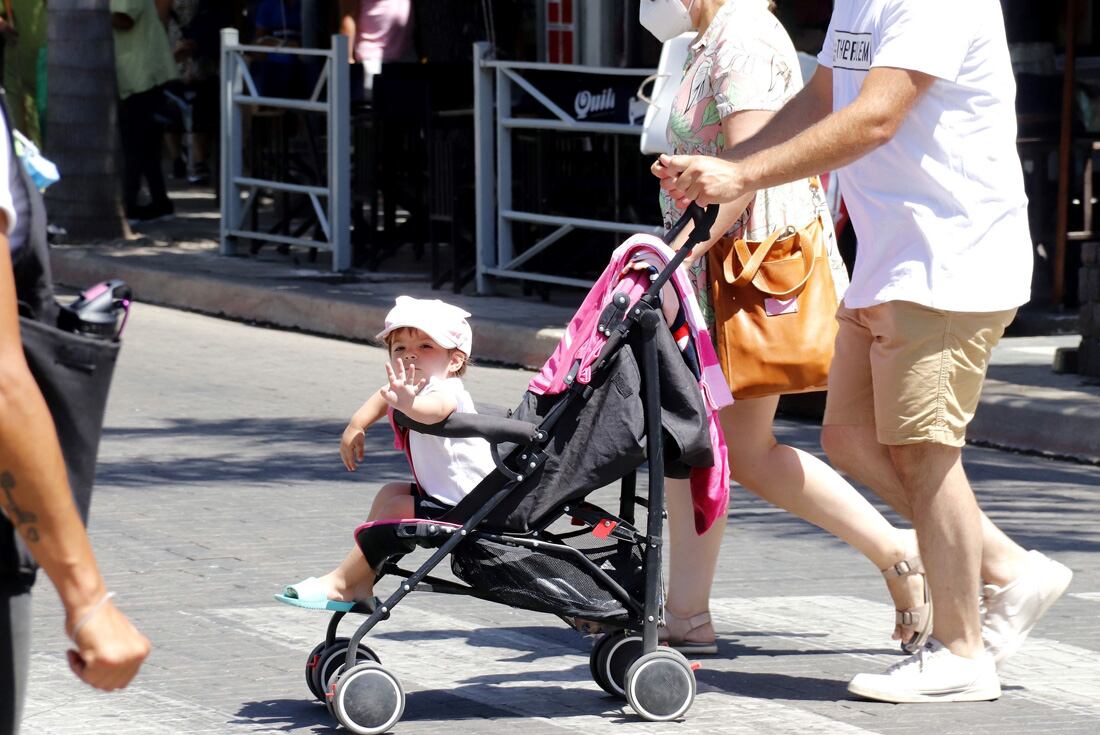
[49,247,563,370]
[969,378,1100,464]
[50,247,1100,464]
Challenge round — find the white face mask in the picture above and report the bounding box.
[639,0,697,43]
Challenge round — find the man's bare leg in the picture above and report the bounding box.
[888,443,983,657]
[822,424,1029,587]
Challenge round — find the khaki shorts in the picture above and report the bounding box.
[823,301,1017,446]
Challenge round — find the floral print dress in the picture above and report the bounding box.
[659,0,848,332]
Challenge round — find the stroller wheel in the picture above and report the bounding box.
[589,633,616,695]
[304,641,329,700]
[314,638,380,703]
[625,649,696,722]
[596,631,643,699]
[332,662,406,735]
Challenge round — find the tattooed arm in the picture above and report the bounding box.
[0,231,150,690]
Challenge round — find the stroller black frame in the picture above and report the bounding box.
[310,204,720,732]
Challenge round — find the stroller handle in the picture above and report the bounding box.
[662,202,719,250]
[393,410,542,445]
[645,203,720,302]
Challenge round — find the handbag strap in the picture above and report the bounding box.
[757,237,816,299]
[723,217,823,298]
[724,225,792,287]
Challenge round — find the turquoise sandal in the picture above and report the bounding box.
[274,577,355,612]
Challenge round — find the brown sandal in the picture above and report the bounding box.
[659,609,718,655]
[882,556,933,654]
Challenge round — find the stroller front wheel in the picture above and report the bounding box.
[625,649,696,722]
[332,662,406,735]
[314,638,380,703]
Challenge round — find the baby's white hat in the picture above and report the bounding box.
[375,296,473,356]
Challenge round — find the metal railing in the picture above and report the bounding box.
[219,29,351,271]
[473,42,660,294]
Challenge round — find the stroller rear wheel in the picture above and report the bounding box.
[304,641,329,700]
[592,631,643,698]
[332,662,406,735]
[588,632,616,695]
[312,637,380,702]
[625,649,696,722]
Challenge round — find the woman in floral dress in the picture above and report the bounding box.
[646,0,929,655]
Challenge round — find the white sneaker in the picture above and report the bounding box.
[847,639,1001,703]
[981,550,1073,665]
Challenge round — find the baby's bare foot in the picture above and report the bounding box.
[317,573,371,603]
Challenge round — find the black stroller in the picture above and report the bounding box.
[303,205,721,733]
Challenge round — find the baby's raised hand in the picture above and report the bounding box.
[380,359,426,413]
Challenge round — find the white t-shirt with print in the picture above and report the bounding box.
[0,108,30,253]
[407,376,495,507]
[818,0,1032,313]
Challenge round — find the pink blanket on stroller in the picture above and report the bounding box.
[529,235,734,534]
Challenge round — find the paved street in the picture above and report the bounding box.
[21,303,1100,734]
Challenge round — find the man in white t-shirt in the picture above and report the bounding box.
[651,0,1072,704]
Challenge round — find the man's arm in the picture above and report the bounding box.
[655,66,935,208]
[0,235,149,690]
[665,108,774,259]
[729,65,835,163]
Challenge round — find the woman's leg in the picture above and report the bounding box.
[723,397,925,642]
[319,482,415,602]
[665,476,726,644]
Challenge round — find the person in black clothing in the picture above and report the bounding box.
[0,96,150,732]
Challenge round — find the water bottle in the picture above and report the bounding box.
[58,280,133,341]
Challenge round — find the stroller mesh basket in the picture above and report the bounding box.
[451,533,644,622]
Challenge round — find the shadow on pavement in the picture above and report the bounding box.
[719,635,895,659]
[97,417,409,487]
[372,624,586,665]
[234,698,333,732]
[694,669,850,702]
[235,687,635,730]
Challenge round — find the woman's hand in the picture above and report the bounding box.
[340,423,366,471]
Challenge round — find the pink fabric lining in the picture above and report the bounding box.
[528,235,733,534]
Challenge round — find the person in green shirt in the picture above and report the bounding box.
[1,0,47,148]
[111,0,178,223]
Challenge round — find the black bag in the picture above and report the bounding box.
[0,91,122,590]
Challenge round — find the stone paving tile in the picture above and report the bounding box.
[19,304,1100,734]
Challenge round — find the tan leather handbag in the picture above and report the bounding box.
[706,214,839,399]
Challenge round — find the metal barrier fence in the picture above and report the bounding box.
[473,42,660,295]
[219,29,351,271]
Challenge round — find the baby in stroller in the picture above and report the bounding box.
[276,205,725,734]
[276,296,495,611]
